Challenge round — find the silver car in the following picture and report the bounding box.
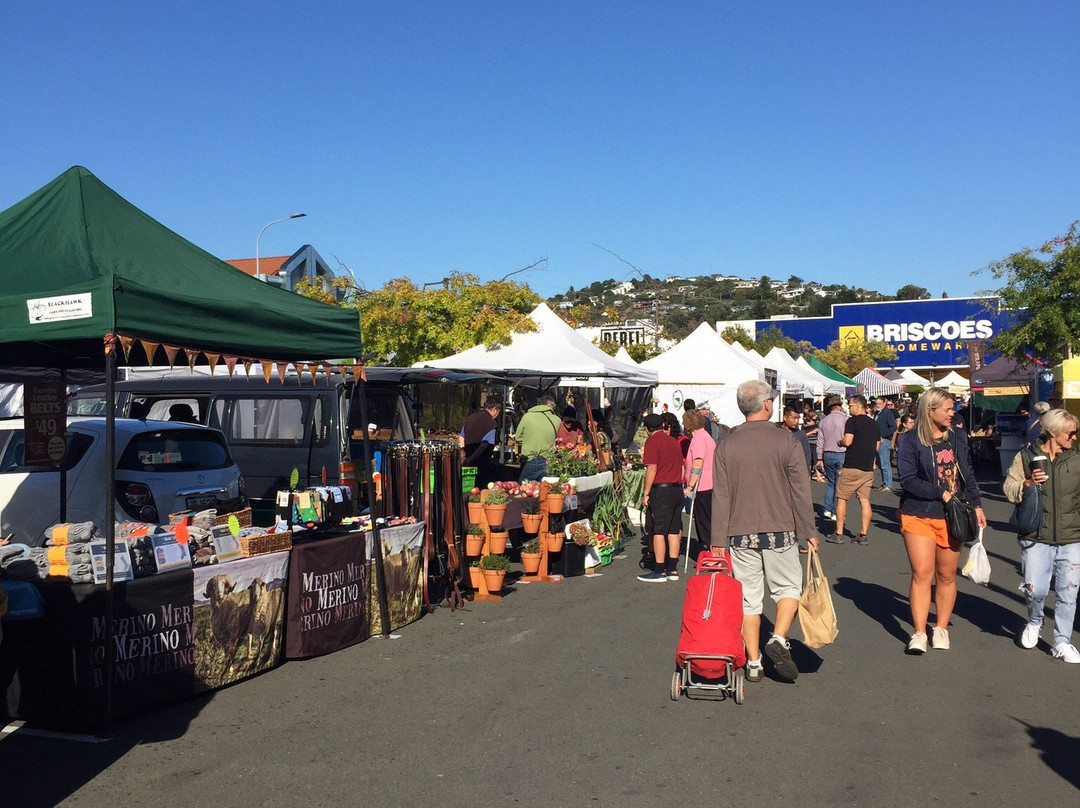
[0,418,247,545]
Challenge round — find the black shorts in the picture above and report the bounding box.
[648,487,684,536]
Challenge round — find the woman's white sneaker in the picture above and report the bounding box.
[906,631,928,654]
[931,626,950,650]
[1020,623,1040,649]
[1052,642,1080,663]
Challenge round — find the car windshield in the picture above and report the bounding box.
[0,430,94,473]
[118,429,231,472]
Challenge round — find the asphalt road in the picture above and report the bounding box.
[4,472,1079,807]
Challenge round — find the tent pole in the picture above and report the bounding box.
[356,375,392,638]
[60,368,67,523]
[104,343,116,729]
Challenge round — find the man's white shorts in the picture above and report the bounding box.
[729,544,803,614]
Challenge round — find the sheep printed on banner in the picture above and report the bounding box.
[192,551,290,690]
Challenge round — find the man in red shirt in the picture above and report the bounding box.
[638,413,685,582]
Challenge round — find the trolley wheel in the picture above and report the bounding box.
[733,669,745,705]
[670,671,682,701]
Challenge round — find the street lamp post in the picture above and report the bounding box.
[255,213,307,281]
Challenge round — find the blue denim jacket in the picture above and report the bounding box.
[897,428,982,519]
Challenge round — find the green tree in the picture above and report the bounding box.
[978,221,1080,365]
[297,270,541,366]
[814,339,898,378]
[754,325,799,355]
[720,324,755,350]
[896,284,930,300]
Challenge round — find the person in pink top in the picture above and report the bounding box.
[682,409,717,557]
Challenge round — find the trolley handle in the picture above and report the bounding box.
[695,551,732,575]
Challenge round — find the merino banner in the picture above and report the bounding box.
[285,533,368,658]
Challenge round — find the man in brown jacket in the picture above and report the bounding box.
[712,380,820,683]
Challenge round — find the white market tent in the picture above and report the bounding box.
[614,346,637,365]
[416,303,657,388]
[763,347,847,397]
[937,370,970,395]
[855,367,905,397]
[639,323,764,426]
[795,356,854,393]
[899,368,932,387]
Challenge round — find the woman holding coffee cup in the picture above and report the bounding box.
[897,388,987,654]
[1004,407,1080,664]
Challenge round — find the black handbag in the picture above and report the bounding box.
[944,495,978,546]
[1009,453,1043,535]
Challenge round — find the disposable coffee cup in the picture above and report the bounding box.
[1031,455,1049,477]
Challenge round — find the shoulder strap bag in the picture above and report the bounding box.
[1009,450,1043,536]
[945,448,979,546]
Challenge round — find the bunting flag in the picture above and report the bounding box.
[262,362,273,384]
[162,345,181,369]
[275,362,289,383]
[299,363,310,381]
[205,353,220,375]
[324,364,335,384]
[242,358,253,378]
[119,335,135,362]
[185,348,198,373]
[352,363,366,383]
[338,365,349,383]
[103,333,116,356]
[311,364,322,385]
[224,355,238,378]
[140,340,160,366]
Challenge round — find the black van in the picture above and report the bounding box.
[69,369,435,518]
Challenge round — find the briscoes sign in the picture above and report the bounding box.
[749,298,1016,369]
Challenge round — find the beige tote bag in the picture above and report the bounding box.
[798,546,838,648]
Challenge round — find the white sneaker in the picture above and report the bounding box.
[823,510,834,519]
[1052,642,1080,663]
[906,631,928,655]
[932,626,950,650]
[1020,623,1040,649]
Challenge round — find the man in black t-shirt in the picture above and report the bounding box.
[827,396,881,545]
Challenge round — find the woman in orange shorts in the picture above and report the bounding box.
[896,388,987,654]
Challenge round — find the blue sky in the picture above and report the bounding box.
[2,2,1077,301]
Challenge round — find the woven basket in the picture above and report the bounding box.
[238,530,293,557]
[169,506,252,528]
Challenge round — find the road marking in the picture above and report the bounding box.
[0,721,110,744]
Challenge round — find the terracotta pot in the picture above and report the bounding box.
[520,513,543,534]
[483,503,508,528]
[546,493,565,514]
[465,533,485,556]
[468,566,483,589]
[482,569,506,593]
[545,531,565,554]
[467,501,483,524]
[488,531,508,555]
[520,552,542,574]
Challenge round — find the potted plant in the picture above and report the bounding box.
[520,496,542,534]
[483,487,510,527]
[468,558,483,590]
[488,527,509,555]
[545,529,564,554]
[520,537,542,574]
[479,552,511,593]
[465,524,485,556]
[467,488,483,524]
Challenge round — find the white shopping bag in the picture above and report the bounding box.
[962,528,991,586]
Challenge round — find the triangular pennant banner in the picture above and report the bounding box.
[299,363,310,381]
[310,364,322,385]
[103,334,117,356]
[276,362,289,383]
[262,362,273,384]
[324,364,335,384]
[140,340,160,366]
[352,364,365,383]
[185,348,198,372]
[162,345,181,369]
[205,353,220,375]
[224,355,238,378]
[338,365,349,384]
[119,335,135,362]
[242,359,253,379]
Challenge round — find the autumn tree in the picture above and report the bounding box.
[978,221,1080,365]
[720,325,755,350]
[297,270,541,366]
[814,339,898,378]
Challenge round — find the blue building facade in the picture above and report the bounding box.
[748,297,1016,370]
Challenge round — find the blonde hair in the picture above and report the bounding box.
[915,388,955,446]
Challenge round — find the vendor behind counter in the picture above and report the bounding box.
[460,395,504,488]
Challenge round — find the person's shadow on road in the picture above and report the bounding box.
[832,576,911,642]
[1012,717,1080,791]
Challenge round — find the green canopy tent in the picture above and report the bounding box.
[0,167,391,724]
[805,355,857,387]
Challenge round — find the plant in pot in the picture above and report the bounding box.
[468,558,483,589]
[520,537,542,574]
[483,487,510,528]
[465,524,485,556]
[520,496,542,534]
[479,552,512,593]
[467,488,484,524]
[488,526,509,555]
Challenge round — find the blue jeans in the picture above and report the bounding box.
[518,456,547,483]
[1020,540,1080,646]
[822,452,845,513]
[877,442,893,488]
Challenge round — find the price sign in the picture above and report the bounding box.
[24,381,67,465]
